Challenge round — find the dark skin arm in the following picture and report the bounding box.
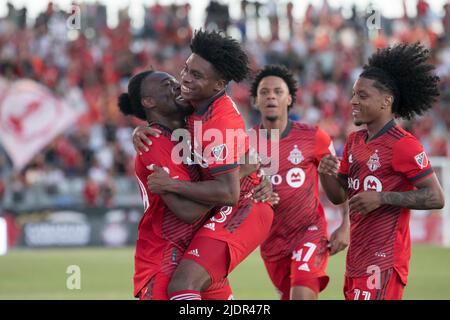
[348,173,445,215]
[160,192,213,224]
[148,165,241,206]
[318,154,348,204]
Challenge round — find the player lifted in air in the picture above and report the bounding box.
[318,43,445,300]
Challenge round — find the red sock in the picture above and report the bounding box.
[169,290,202,300]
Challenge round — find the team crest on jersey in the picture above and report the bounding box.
[211,144,228,161]
[367,151,381,172]
[288,145,304,165]
[414,151,429,169]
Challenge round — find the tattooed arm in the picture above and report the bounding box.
[349,173,445,215]
[379,173,444,209]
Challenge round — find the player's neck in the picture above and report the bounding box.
[366,116,395,140]
[147,113,184,131]
[261,117,288,139]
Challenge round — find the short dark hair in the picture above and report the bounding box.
[190,29,250,83]
[360,42,440,120]
[250,64,298,109]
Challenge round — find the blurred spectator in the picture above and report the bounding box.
[0,0,449,209]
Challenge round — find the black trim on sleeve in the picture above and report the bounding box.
[410,167,434,183]
[209,163,239,175]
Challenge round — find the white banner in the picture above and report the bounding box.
[0,79,80,171]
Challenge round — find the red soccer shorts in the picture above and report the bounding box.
[344,268,405,300]
[262,237,330,300]
[182,201,274,283]
[138,272,233,300]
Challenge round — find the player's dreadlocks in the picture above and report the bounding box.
[118,70,154,120]
[360,42,440,120]
[190,29,250,83]
[250,64,298,109]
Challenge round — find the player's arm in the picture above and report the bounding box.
[147,165,240,206]
[318,159,347,205]
[132,125,162,153]
[379,173,444,209]
[316,127,348,205]
[328,202,350,255]
[159,190,213,224]
[349,138,444,214]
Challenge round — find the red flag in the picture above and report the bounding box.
[0,79,80,171]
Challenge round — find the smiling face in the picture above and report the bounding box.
[179,53,226,108]
[255,76,292,123]
[350,77,392,127]
[141,71,192,116]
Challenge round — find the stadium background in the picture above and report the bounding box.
[0,0,449,299]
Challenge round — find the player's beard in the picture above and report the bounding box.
[265,115,278,122]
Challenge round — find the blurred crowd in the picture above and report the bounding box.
[0,0,449,209]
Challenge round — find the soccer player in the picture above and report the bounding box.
[318,43,445,300]
[250,64,349,300]
[118,69,237,299]
[141,29,274,300]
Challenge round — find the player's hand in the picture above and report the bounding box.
[239,148,261,178]
[318,154,340,176]
[349,191,382,215]
[132,126,161,155]
[146,165,173,195]
[328,223,349,255]
[267,192,280,207]
[252,174,272,203]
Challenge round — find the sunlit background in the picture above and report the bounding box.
[0,0,449,299]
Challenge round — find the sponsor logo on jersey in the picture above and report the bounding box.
[204,223,216,231]
[307,225,318,231]
[187,249,200,257]
[288,145,304,165]
[363,175,382,192]
[367,151,381,172]
[414,151,429,169]
[211,144,228,161]
[286,168,305,188]
[374,251,387,258]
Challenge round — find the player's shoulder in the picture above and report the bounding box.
[212,94,241,117]
[208,94,244,128]
[291,120,317,132]
[391,125,423,149]
[140,125,174,163]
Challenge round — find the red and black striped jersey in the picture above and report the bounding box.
[133,124,205,297]
[185,91,260,203]
[338,119,433,283]
[255,121,335,261]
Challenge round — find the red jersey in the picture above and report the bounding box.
[338,120,433,283]
[133,124,205,297]
[255,121,335,261]
[185,91,260,203]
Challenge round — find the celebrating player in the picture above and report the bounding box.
[118,70,237,299]
[133,29,274,300]
[318,43,445,300]
[250,64,349,300]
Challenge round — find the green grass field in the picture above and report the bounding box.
[0,245,449,300]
